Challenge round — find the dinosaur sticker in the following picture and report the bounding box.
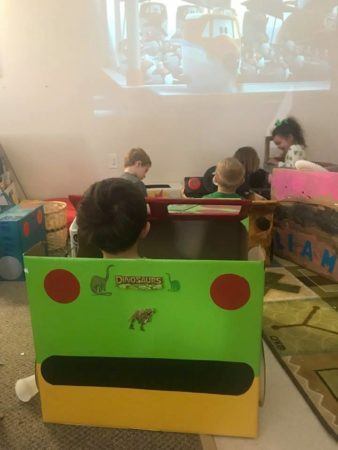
[166,273,181,292]
[90,265,114,296]
[129,308,156,331]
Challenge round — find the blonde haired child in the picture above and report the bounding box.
[204,157,245,198]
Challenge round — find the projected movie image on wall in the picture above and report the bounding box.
[107,0,338,93]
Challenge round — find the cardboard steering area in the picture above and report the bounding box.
[24,197,268,437]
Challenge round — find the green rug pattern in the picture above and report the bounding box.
[263,258,338,440]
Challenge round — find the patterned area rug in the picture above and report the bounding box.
[263,258,338,440]
[0,282,203,450]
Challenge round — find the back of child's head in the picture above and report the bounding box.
[77,178,147,254]
[272,117,306,147]
[234,147,260,175]
[216,157,245,190]
[124,148,152,168]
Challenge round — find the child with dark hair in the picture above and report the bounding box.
[270,117,307,168]
[121,147,152,197]
[77,178,150,258]
[234,146,269,198]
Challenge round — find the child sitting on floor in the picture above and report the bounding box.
[270,117,307,168]
[77,178,150,259]
[203,157,245,199]
[121,147,152,197]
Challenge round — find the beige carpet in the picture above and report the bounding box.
[0,282,203,450]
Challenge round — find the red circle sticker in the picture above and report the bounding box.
[44,269,80,304]
[23,222,30,237]
[36,210,43,225]
[188,177,202,191]
[210,274,250,310]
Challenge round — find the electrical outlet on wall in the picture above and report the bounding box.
[107,153,118,169]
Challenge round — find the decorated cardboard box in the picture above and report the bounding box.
[271,169,338,281]
[24,198,264,437]
[0,204,45,281]
[24,252,264,437]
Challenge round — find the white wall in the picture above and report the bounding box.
[0,0,337,199]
